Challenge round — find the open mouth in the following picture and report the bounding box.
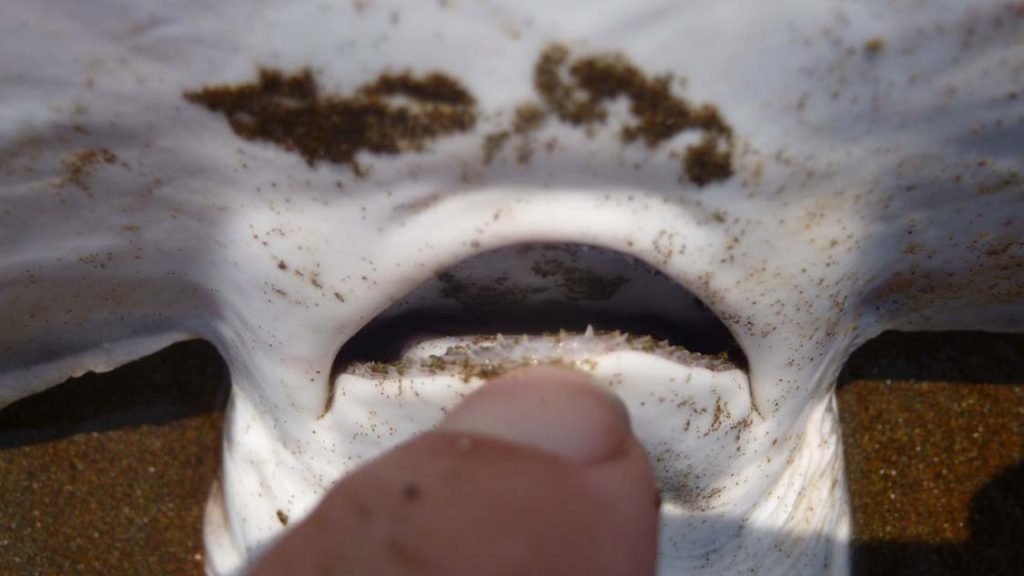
[331,243,746,390]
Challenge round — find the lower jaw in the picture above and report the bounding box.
[324,328,754,498]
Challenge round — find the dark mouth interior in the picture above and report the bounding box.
[334,243,744,371]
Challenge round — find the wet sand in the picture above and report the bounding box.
[0,341,227,574]
[1,332,1022,575]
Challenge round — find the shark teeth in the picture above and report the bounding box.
[346,328,740,381]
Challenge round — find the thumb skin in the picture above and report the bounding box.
[250,366,660,576]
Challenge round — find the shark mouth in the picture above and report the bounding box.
[314,241,764,548]
[306,239,779,576]
[331,243,746,391]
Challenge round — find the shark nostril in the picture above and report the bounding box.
[327,242,745,406]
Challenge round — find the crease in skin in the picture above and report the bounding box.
[1,1,1022,575]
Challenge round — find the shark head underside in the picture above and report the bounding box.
[1,1,1022,574]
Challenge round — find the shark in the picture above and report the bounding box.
[1,0,1022,574]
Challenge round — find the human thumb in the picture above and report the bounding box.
[251,366,660,576]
